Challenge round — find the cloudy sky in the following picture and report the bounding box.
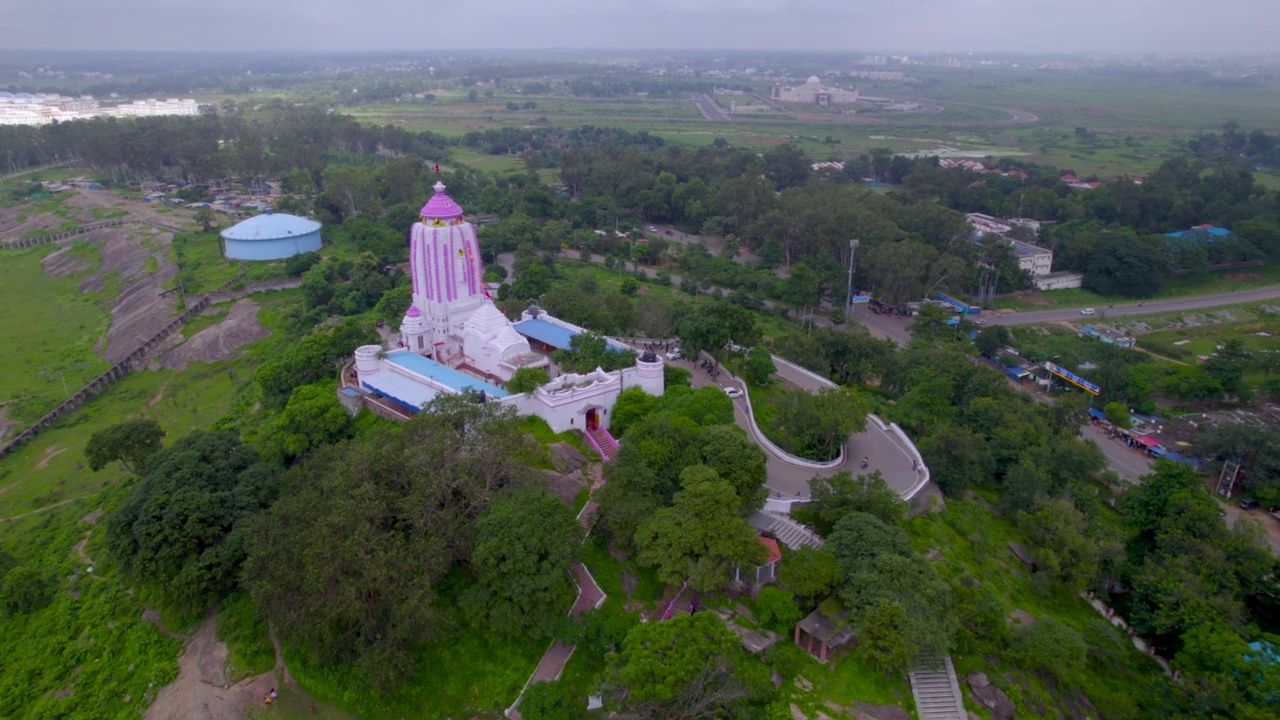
[7,0,1275,54]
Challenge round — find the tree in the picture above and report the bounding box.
[1171,622,1280,719]
[762,144,811,191]
[553,332,637,373]
[1203,338,1254,401]
[467,488,581,639]
[520,680,584,720]
[264,383,353,462]
[85,419,165,475]
[194,206,217,231]
[974,326,1011,358]
[825,511,913,574]
[105,431,278,613]
[507,366,550,394]
[778,547,842,605]
[769,386,867,462]
[1102,401,1131,428]
[918,424,996,495]
[1016,498,1101,592]
[1009,617,1087,680]
[610,386,662,437]
[839,552,958,669]
[808,470,906,533]
[601,612,774,719]
[696,425,768,513]
[1083,232,1169,298]
[744,346,777,386]
[634,470,765,592]
[244,400,534,690]
[754,586,804,632]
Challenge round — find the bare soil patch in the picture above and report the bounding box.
[159,299,268,370]
[35,444,67,469]
[42,223,183,363]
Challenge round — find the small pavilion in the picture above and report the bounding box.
[794,600,856,663]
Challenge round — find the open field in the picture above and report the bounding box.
[0,292,299,522]
[338,68,1280,182]
[1136,317,1280,362]
[0,243,113,430]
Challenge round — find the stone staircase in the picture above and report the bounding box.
[909,656,967,720]
[577,500,601,534]
[748,510,824,550]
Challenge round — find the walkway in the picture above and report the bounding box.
[679,354,927,501]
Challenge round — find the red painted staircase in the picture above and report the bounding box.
[585,424,619,462]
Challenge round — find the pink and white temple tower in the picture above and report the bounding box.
[400,182,530,380]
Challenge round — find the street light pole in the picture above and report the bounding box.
[845,238,859,316]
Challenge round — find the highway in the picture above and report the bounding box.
[691,93,730,122]
[987,285,1280,327]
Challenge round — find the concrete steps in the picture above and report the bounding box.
[748,510,823,550]
[909,656,966,720]
[577,501,601,534]
[586,426,618,461]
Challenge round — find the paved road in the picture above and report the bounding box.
[691,93,730,122]
[989,285,1280,327]
[1081,424,1153,483]
[677,354,922,499]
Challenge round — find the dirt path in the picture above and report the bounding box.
[0,494,95,521]
[145,614,328,720]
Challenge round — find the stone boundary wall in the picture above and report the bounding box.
[1,218,192,250]
[0,220,128,249]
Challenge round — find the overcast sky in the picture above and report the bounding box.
[7,0,1276,55]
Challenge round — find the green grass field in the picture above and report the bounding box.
[1137,317,1280,362]
[0,243,113,428]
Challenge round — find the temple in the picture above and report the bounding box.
[349,181,665,457]
[400,182,535,382]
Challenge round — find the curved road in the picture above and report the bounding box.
[676,354,923,500]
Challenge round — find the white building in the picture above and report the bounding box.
[110,99,199,117]
[1010,239,1054,276]
[966,213,1054,277]
[771,76,858,107]
[0,92,197,125]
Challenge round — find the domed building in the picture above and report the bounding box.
[220,211,322,261]
[770,75,858,107]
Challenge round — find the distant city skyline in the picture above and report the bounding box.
[6,0,1277,56]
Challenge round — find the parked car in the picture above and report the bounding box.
[1080,308,1096,316]
[647,225,658,233]
[723,387,743,399]
[665,230,674,236]
[974,318,987,325]
[1240,498,1261,510]
[665,348,682,360]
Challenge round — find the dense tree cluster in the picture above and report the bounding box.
[242,397,556,690]
[105,431,279,614]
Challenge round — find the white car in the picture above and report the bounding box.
[665,348,682,360]
[723,387,743,399]
[647,225,658,233]
[1080,308,1096,316]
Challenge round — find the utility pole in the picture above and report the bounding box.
[845,238,860,315]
